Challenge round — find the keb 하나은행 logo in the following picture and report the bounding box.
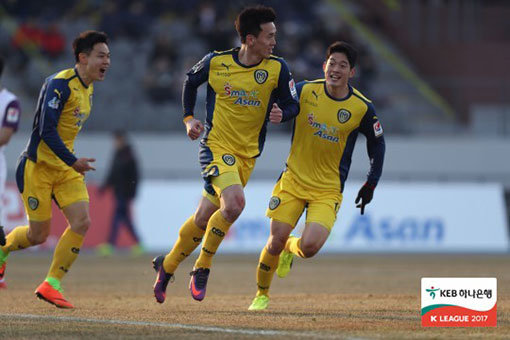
[421,278,497,327]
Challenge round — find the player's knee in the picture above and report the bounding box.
[267,236,286,254]
[71,215,91,235]
[300,241,320,258]
[27,228,50,245]
[222,195,245,221]
[194,211,212,230]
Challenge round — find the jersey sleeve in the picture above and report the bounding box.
[275,59,299,122]
[39,78,77,166]
[182,52,213,120]
[2,99,21,131]
[295,81,306,100]
[358,102,385,187]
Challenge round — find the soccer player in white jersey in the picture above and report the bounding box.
[0,55,22,288]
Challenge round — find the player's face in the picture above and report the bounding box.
[84,43,111,82]
[323,52,355,88]
[252,22,276,59]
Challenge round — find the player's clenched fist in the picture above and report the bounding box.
[185,118,204,140]
[269,103,283,124]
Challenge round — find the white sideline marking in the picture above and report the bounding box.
[0,313,353,339]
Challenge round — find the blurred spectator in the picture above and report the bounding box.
[99,1,124,40]
[143,34,179,103]
[41,23,66,58]
[98,130,142,256]
[1,0,377,131]
[11,18,44,72]
[356,46,377,96]
[143,57,177,103]
[149,34,177,65]
[123,1,151,41]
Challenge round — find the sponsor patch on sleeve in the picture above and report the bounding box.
[373,120,383,137]
[289,78,297,100]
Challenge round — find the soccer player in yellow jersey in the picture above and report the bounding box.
[0,31,110,308]
[248,41,386,310]
[153,6,299,303]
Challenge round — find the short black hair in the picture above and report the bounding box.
[73,30,108,62]
[326,41,357,68]
[0,55,4,77]
[235,6,276,43]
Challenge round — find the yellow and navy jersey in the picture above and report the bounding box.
[24,68,93,170]
[285,80,385,194]
[183,48,299,159]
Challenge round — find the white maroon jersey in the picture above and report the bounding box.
[0,88,21,216]
[0,88,21,145]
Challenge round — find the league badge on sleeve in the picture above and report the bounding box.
[289,79,298,100]
[6,107,20,123]
[373,121,383,137]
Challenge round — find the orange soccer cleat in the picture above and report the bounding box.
[35,281,74,309]
[0,262,6,289]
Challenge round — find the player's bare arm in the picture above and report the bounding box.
[0,126,15,146]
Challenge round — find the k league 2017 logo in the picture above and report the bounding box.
[421,278,497,327]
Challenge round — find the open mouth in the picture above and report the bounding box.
[99,68,107,76]
[329,74,341,81]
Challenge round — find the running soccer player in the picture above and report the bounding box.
[248,41,386,310]
[0,55,22,289]
[153,6,299,303]
[0,31,110,308]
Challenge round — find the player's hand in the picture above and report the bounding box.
[355,183,375,215]
[185,118,204,140]
[269,103,283,124]
[0,226,5,246]
[72,158,96,175]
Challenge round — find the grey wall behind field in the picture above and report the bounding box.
[5,133,510,187]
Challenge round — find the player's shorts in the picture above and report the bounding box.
[266,170,342,232]
[15,156,89,221]
[199,143,256,207]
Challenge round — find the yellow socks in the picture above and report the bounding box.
[1,225,31,255]
[255,247,279,297]
[163,215,205,274]
[285,236,306,258]
[47,227,84,281]
[194,210,232,269]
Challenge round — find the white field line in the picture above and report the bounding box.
[0,313,366,339]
